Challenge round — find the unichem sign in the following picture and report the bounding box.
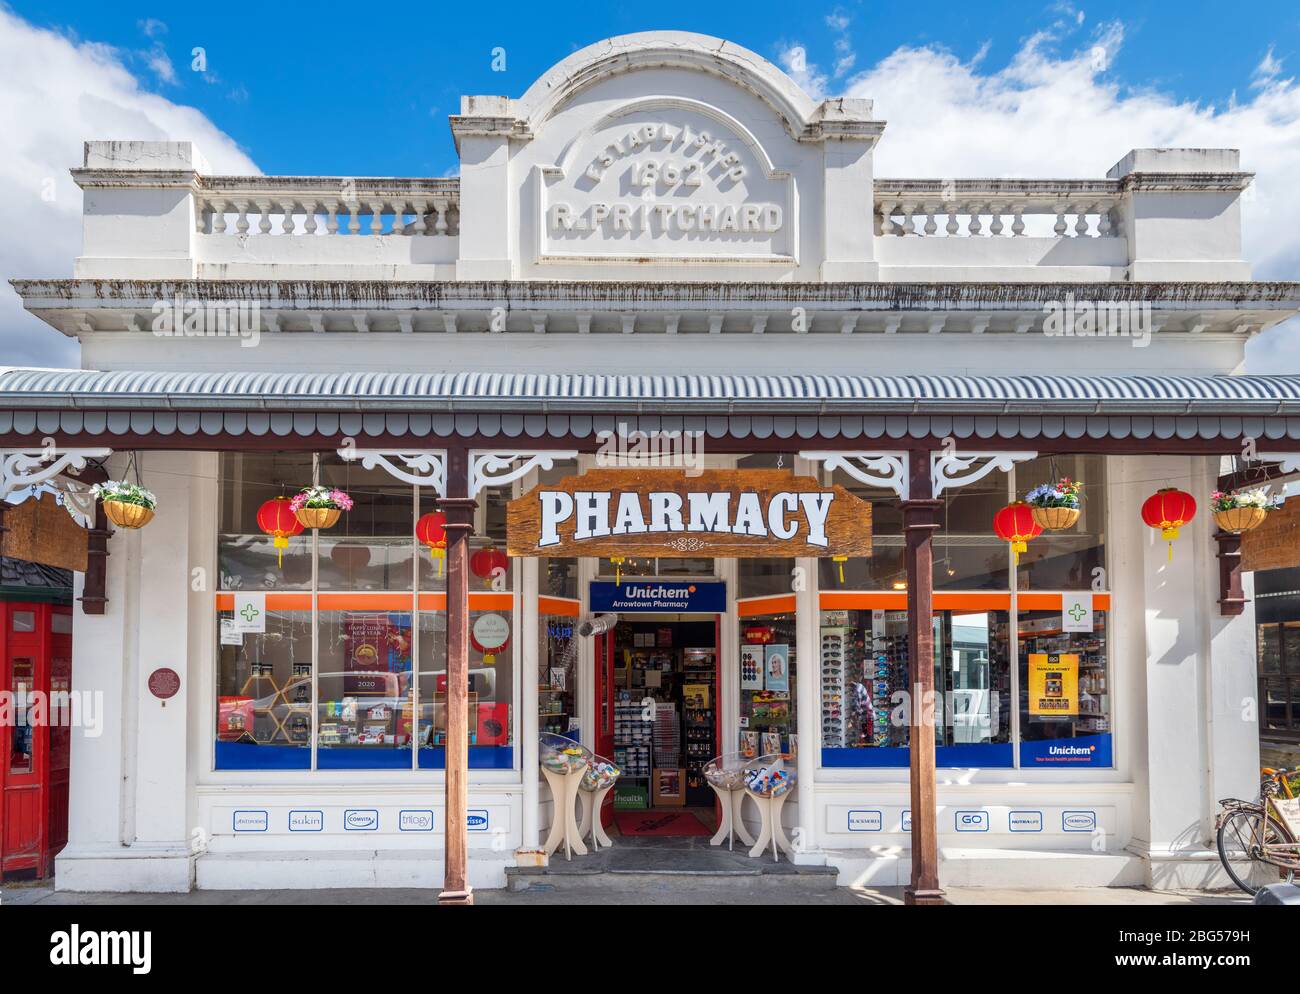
[590,580,726,612]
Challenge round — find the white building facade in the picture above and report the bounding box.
[4,32,1299,895]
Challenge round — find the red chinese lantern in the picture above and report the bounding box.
[415,511,447,576]
[993,501,1042,564]
[1141,487,1197,560]
[470,544,509,588]
[256,496,304,568]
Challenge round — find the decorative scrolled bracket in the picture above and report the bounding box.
[468,450,579,498]
[799,451,910,500]
[338,446,447,496]
[1,447,113,499]
[931,451,1038,498]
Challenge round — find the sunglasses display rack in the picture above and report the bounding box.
[819,626,853,748]
[871,612,910,748]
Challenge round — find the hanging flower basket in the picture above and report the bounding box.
[1210,487,1276,534]
[290,486,353,529]
[1025,478,1082,531]
[92,481,157,529]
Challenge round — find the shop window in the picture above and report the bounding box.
[416,609,514,769]
[1016,455,1107,591]
[11,610,35,633]
[933,477,1010,591]
[317,456,416,592]
[738,557,794,598]
[215,609,313,770]
[818,608,1013,768]
[817,475,903,589]
[1018,610,1112,767]
[316,610,414,769]
[738,611,797,761]
[540,614,577,737]
[935,611,1012,764]
[218,452,314,590]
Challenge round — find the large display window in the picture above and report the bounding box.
[1017,610,1111,767]
[737,608,797,761]
[214,452,517,772]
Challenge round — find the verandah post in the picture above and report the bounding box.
[902,447,944,906]
[438,445,476,905]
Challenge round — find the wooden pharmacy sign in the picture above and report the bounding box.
[1241,498,1300,572]
[507,469,872,558]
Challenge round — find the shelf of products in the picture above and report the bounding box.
[738,613,797,760]
[682,647,716,801]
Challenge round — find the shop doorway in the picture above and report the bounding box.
[593,614,719,837]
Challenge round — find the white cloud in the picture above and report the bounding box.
[0,8,258,367]
[787,20,1300,370]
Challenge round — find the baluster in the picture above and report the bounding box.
[195,198,209,234]
[435,197,451,235]
[989,203,1004,236]
[923,203,938,236]
[347,202,362,235]
[410,199,429,234]
[1096,203,1113,237]
[368,200,384,235]
[324,200,339,235]
[302,200,318,235]
[901,203,916,236]
[255,199,272,234]
[211,199,228,234]
[1010,204,1025,237]
[878,202,896,236]
[967,203,982,236]
[391,197,407,235]
[234,199,251,235]
[280,199,297,235]
[1073,204,1090,238]
[1053,206,1068,237]
[945,206,960,236]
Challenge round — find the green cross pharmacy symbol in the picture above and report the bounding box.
[240,603,261,624]
[1067,603,1088,623]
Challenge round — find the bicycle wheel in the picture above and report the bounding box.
[1216,808,1285,895]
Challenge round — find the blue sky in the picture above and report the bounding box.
[11,0,1299,177]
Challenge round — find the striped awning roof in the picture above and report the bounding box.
[4,368,1300,442]
[4,369,1300,412]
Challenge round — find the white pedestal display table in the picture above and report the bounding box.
[576,754,621,850]
[743,754,796,862]
[703,752,757,851]
[539,733,591,860]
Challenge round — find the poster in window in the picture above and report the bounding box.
[740,645,763,690]
[343,613,411,695]
[1028,652,1079,717]
[764,644,790,692]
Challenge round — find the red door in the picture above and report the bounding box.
[592,630,616,827]
[594,631,615,761]
[1,602,51,879]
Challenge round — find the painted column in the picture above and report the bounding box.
[794,554,818,858]
[438,446,476,905]
[902,448,944,906]
[520,555,540,850]
[57,451,200,892]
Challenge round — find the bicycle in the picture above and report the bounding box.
[1216,767,1300,895]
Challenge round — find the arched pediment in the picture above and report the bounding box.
[516,31,821,140]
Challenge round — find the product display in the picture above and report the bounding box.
[743,757,796,798]
[582,755,621,791]
[821,610,909,749]
[539,731,591,774]
[739,612,797,757]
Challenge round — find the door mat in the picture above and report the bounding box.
[613,810,712,837]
